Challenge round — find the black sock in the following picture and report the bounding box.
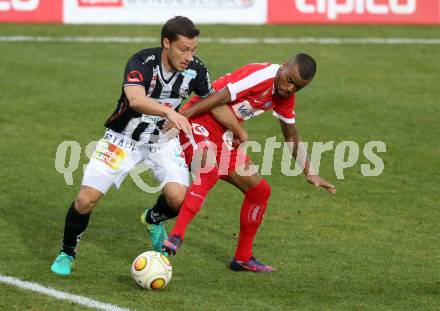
[61,202,91,257]
[146,194,179,225]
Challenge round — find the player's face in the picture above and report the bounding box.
[275,63,311,98]
[163,35,198,72]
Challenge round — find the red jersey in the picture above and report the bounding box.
[185,63,296,125]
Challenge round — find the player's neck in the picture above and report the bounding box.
[160,50,175,72]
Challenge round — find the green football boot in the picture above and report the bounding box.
[141,209,168,252]
[50,252,74,276]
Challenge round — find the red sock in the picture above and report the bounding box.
[170,167,220,240]
[234,179,271,261]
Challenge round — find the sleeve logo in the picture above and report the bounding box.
[127,70,144,82]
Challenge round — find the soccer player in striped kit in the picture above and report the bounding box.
[51,16,213,276]
[159,53,336,272]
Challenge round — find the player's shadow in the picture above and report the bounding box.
[185,215,238,265]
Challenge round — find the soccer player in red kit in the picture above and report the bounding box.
[161,53,336,272]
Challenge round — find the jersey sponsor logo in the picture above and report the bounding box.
[192,123,209,137]
[127,70,144,83]
[77,0,123,7]
[181,69,197,79]
[232,100,265,121]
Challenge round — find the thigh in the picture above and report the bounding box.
[222,159,263,193]
[83,129,145,193]
[145,138,190,188]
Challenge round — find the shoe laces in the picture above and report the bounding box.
[56,253,72,263]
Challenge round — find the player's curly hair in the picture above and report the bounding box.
[161,16,200,47]
[290,53,317,80]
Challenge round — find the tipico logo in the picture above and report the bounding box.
[295,0,417,20]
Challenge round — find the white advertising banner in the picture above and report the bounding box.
[63,0,267,24]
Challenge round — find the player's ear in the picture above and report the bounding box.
[163,38,170,49]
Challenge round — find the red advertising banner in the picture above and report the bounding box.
[0,0,62,23]
[268,0,440,24]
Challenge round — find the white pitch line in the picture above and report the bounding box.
[0,35,440,45]
[0,275,131,311]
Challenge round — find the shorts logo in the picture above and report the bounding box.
[192,123,209,137]
[127,70,144,83]
[93,141,126,170]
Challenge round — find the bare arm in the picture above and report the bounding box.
[211,105,248,145]
[124,85,192,134]
[279,120,336,194]
[181,87,231,119]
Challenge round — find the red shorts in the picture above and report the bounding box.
[179,113,249,176]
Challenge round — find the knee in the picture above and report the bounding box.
[164,191,185,211]
[259,179,271,200]
[246,179,271,202]
[75,194,99,214]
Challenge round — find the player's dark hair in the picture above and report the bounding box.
[161,16,200,47]
[290,53,317,80]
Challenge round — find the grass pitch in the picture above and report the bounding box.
[0,24,439,310]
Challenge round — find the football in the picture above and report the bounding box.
[131,251,173,290]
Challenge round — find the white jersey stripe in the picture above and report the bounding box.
[227,64,280,101]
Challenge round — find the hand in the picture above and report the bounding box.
[165,110,192,136]
[232,129,248,148]
[164,127,180,139]
[306,175,336,194]
[162,120,175,133]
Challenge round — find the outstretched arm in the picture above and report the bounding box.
[211,105,248,146]
[279,120,336,194]
[181,87,231,119]
[125,85,192,135]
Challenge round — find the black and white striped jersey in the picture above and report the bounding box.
[105,47,212,144]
